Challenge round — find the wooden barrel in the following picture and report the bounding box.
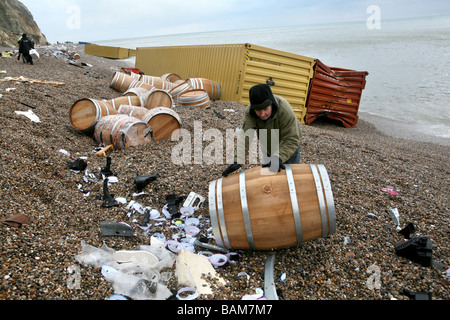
[177,89,211,108]
[110,72,136,93]
[107,96,144,111]
[161,73,182,83]
[142,107,182,142]
[69,99,117,134]
[146,89,174,110]
[118,105,151,120]
[188,78,221,100]
[168,80,192,100]
[94,115,153,150]
[208,164,337,251]
[140,75,173,91]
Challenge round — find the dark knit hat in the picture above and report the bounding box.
[249,84,276,110]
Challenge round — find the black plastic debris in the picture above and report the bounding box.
[101,157,114,177]
[399,222,416,239]
[100,221,134,237]
[395,236,433,267]
[165,194,184,218]
[102,178,118,208]
[134,174,159,192]
[400,289,432,300]
[68,158,87,171]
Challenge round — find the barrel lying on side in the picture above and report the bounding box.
[208,164,337,251]
[142,107,182,142]
[69,98,117,134]
[177,89,211,108]
[94,115,153,150]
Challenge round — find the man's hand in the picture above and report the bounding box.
[222,163,242,177]
[262,156,285,173]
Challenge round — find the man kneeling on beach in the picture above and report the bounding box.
[222,84,302,176]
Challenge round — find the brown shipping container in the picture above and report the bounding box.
[306,60,369,128]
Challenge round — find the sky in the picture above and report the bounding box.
[20,0,450,43]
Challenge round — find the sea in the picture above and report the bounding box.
[93,15,450,146]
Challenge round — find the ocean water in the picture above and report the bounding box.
[94,15,450,145]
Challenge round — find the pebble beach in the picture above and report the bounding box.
[0,44,448,302]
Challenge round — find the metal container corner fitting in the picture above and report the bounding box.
[136,43,317,124]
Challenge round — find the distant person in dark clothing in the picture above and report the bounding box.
[18,34,34,65]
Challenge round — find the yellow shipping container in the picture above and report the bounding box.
[135,43,316,123]
[85,44,135,59]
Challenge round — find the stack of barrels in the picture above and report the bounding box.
[69,70,221,151]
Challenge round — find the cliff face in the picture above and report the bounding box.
[0,0,47,47]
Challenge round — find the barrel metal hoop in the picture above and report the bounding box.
[217,178,232,249]
[317,165,337,235]
[310,164,328,237]
[208,180,225,248]
[285,165,303,244]
[118,73,126,92]
[239,171,256,250]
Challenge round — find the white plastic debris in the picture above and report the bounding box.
[15,109,40,123]
[176,287,199,300]
[389,207,401,230]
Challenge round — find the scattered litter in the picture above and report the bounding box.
[15,109,40,123]
[113,250,159,268]
[134,174,158,192]
[184,225,200,236]
[99,221,134,237]
[102,178,119,208]
[389,207,401,230]
[183,192,205,210]
[109,294,128,300]
[242,288,266,300]
[209,254,228,268]
[180,206,195,217]
[395,236,433,267]
[367,212,378,219]
[399,289,432,300]
[1,76,65,87]
[382,186,398,195]
[194,239,228,254]
[175,249,226,295]
[238,272,250,281]
[0,70,7,73]
[343,236,351,246]
[176,287,199,300]
[5,88,16,92]
[280,273,287,283]
[2,214,30,228]
[29,49,40,58]
[68,158,87,172]
[95,145,114,158]
[398,222,416,239]
[264,254,279,300]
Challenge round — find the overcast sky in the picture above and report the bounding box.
[20,0,450,43]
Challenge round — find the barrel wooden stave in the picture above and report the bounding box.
[146,89,174,109]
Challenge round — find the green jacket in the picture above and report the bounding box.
[235,94,302,164]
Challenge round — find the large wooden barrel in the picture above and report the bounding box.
[110,72,136,93]
[177,89,211,108]
[140,75,173,91]
[142,107,182,142]
[208,164,337,251]
[146,89,174,110]
[188,78,221,100]
[94,115,153,150]
[69,99,117,134]
[107,96,144,111]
